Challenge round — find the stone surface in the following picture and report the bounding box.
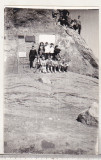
[4,9,98,78]
[4,71,98,154]
[38,77,51,84]
[77,102,98,127]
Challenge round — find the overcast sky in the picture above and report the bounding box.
[69,9,99,59]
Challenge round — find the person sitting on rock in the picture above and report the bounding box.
[40,55,47,73]
[33,55,41,70]
[52,59,58,73]
[29,45,37,68]
[58,58,62,72]
[46,55,53,73]
[61,59,69,72]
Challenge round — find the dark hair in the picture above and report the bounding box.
[50,43,54,45]
[55,45,58,48]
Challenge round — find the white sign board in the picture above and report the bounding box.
[18,52,26,58]
[39,34,55,44]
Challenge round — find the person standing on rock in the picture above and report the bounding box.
[38,42,45,58]
[44,42,50,59]
[77,15,81,34]
[52,9,59,25]
[73,16,81,34]
[54,45,61,60]
[29,46,37,68]
[40,55,47,73]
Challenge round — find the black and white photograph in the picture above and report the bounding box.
[4,8,99,155]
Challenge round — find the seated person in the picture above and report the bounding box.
[33,55,41,70]
[29,46,37,68]
[61,59,69,72]
[63,62,69,72]
[46,56,53,73]
[58,58,62,72]
[52,59,58,73]
[40,55,47,73]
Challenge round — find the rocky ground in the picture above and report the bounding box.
[4,68,98,154]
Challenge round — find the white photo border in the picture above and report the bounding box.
[0,0,101,157]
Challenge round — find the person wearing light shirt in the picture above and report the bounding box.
[44,42,50,59]
[49,43,54,57]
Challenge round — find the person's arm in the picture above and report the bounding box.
[35,50,37,57]
[29,50,31,60]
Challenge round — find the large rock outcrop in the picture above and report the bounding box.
[77,102,98,127]
[56,25,98,78]
[4,8,99,78]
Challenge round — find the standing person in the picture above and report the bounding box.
[77,15,81,34]
[73,16,81,34]
[29,46,37,68]
[49,43,54,57]
[54,45,61,60]
[52,9,59,24]
[38,42,45,58]
[65,12,73,28]
[44,42,50,59]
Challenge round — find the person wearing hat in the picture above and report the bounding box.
[29,46,37,68]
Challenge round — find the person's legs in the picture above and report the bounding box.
[65,66,68,72]
[30,61,33,68]
[58,65,61,72]
[78,24,81,34]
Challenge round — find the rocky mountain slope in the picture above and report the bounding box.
[4,8,98,78]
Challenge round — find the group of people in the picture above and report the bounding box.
[38,42,60,60]
[29,44,69,73]
[52,9,81,34]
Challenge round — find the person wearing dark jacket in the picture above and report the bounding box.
[54,45,61,60]
[29,46,37,68]
[38,42,45,57]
